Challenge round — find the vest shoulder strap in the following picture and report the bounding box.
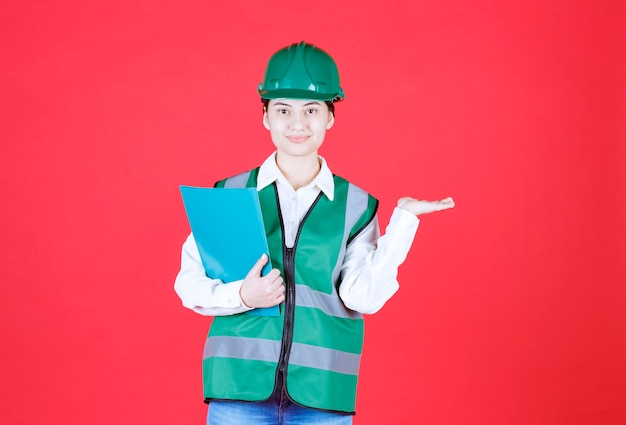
[214,168,260,188]
[332,174,379,244]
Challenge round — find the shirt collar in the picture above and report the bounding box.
[257,151,335,201]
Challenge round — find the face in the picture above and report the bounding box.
[263,99,334,161]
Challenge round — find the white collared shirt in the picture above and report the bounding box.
[257,152,336,248]
[174,152,419,315]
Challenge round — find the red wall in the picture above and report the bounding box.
[1,1,625,424]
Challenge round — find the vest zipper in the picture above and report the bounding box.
[274,190,323,397]
[277,247,296,380]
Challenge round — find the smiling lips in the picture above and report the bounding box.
[286,135,310,143]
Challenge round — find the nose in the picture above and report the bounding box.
[290,111,305,130]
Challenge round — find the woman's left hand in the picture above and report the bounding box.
[397,196,455,216]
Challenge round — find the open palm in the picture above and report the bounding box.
[397,196,455,216]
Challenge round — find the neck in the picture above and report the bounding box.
[275,152,321,191]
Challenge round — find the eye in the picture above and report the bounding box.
[306,108,317,114]
[277,109,288,115]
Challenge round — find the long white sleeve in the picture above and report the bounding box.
[174,209,420,317]
[339,207,420,314]
[174,154,420,317]
[174,233,253,316]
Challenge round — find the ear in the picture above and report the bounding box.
[326,112,335,130]
[263,110,270,130]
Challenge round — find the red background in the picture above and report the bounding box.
[1,1,625,424]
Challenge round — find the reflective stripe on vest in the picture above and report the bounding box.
[203,168,378,413]
[204,336,360,376]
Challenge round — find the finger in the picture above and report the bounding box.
[436,197,455,207]
[270,285,285,299]
[268,274,283,286]
[275,286,286,298]
[434,203,454,211]
[264,268,282,281]
[264,276,284,293]
[246,253,269,278]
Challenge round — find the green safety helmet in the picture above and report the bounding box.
[258,41,345,102]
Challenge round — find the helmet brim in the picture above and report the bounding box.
[258,88,344,102]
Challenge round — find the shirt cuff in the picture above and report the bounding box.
[388,207,420,234]
[214,279,248,308]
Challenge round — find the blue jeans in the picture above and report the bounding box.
[207,392,353,425]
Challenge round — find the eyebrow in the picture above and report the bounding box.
[272,101,322,107]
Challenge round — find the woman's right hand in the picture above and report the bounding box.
[239,254,285,308]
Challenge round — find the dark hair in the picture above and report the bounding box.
[261,99,335,116]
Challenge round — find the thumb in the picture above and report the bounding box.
[438,197,455,209]
[246,253,268,278]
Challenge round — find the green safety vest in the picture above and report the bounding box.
[202,168,379,414]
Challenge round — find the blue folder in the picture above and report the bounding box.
[179,185,279,316]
